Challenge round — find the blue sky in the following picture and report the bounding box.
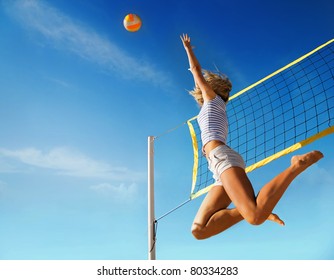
[0,0,333,260]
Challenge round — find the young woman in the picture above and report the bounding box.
[180,34,324,240]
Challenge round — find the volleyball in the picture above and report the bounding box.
[123,14,142,32]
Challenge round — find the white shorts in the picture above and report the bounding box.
[207,145,246,185]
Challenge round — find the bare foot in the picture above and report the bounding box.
[267,213,285,226]
[291,151,324,173]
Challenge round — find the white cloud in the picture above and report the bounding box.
[90,182,139,201]
[0,147,145,181]
[5,0,170,86]
[0,158,21,174]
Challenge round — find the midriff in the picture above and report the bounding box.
[203,140,225,157]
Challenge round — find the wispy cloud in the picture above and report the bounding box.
[45,76,73,88]
[0,147,145,181]
[90,182,139,202]
[295,163,334,187]
[5,0,170,86]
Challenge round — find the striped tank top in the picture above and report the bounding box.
[197,95,228,149]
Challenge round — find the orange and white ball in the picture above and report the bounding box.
[123,14,142,32]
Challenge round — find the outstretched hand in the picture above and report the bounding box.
[180,33,192,50]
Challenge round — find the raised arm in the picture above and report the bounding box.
[180,34,216,101]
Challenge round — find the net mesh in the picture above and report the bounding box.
[188,39,334,199]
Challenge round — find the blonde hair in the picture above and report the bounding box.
[189,70,232,106]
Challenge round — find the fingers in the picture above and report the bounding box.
[181,33,190,42]
[180,33,191,48]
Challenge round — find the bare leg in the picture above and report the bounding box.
[220,151,323,226]
[191,151,321,239]
[192,185,284,240]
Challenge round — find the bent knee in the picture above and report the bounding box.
[191,223,206,240]
[245,212,266,226]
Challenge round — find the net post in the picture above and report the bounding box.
[148,136,156,260]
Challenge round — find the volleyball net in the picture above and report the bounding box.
[149,38,334,258]
[187,38,334,199]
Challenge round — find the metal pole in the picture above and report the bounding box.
[148,136,156,260]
